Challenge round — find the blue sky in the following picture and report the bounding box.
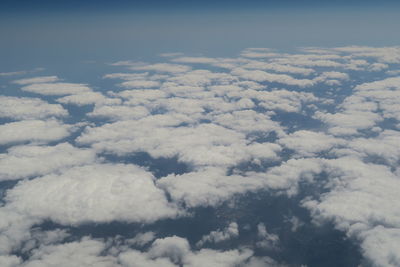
[1,0,400,71]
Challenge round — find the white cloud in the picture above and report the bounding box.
[0,120,73,145]
[157,167,265,207]
[242,61,315,75]
[0,255,21,267]
[12,76,60,85]
[3,163,180,225]
[0,143,97,181]
[119,80,160,89]
[0,96,68,120]
[256,223,279,250]
[278,130,345,157]
[87,105,149,121]
[302,157,400,266]
[56,91,121,106]
[131,63,191,73]
[126,232,156,247]
[21,237,118,267]
[359,226,400,267]
[196,222,239,247]
[21,83,91,95]
[231,68,315,87]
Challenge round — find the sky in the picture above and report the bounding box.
[1,1,400,267]
[1,0,400,70]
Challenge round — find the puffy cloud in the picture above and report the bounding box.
[0,143,97,181]
[166,70,237,87]
[0,96,68,120]
[186,247,253,267]
[12,76,60,85]
[0,255,21,267]
[56,91,121,106]
[21,237,118,267]
[119,249,177,267]
[126,232,156,247]
[0,70,28,77]
[248,89,317,113]
[87,105,149,121]
[344,130,400,166]
[196,222,239,247]
[3,163,180,225]
[240,48,280,59]
[148,236,253,267]
[359,226,400,267]
[315,110,381,136]
[256,223,279,250]
[0,120,73,145]
[131,63,191,73]
[77,119,281,167]
[148,236,190,264]
[302,157,400,266]
[333,46,400,64]
[213,110,283,134]
[278,130,345,157]
[241,61,315,75]
[231,68,315,87]
[119,80,161,89]
[157,167,265,207]
[21,83,91,95]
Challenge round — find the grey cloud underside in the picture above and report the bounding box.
[1,46,400,266]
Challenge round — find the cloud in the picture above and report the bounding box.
[196,222,239,247]
[21,237,118,267]
[131,63,191,73]
[256,223,279,250]
[78,120,281,167]
[12,76,60,85]
[0,120,73,145]
[333,46,400,64]
[3,163,180,225]
[278,130,345,157]
[87,105,149,121]
[2,46,400,266]
[157,167,265,207]
[359,226,400,267]
[231,68,315,87]
[240,48,280,59]
[56,92,121,106]
[0,143,97,181]
[0,96,68,120]
[21,83,92,95]
[302,157,400,266]
[241,61,315,75]
[119,80,161,89]
[0,255,21,267]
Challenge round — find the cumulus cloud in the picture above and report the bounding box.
[3,163,180,225]
[21,83,92,95]
[256,223,279,250]
[231,68,315,87]
[130,63,191,73]
[0,96,68,120]
[12,76,60,85]
[56,91,121,106]
[196,222,239,247]
[0,143,97,181]
[119,80,161,89]
[278,130,345,157]
[77,120,281,167]
[2,46,400,266]
[0,120,73,145]
[157,167,265,207]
